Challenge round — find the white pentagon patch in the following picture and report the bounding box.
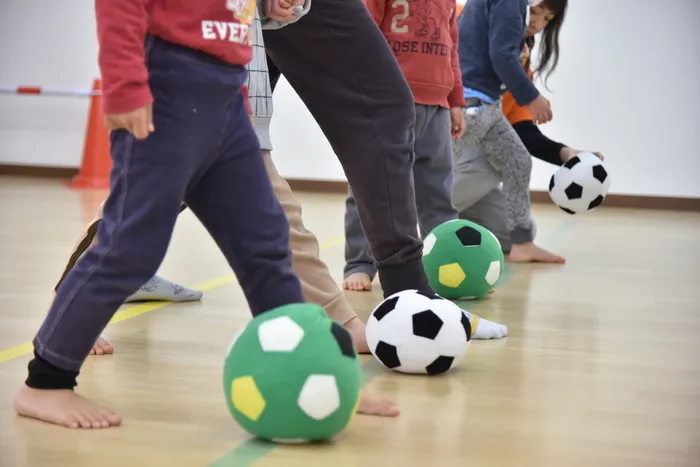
[258,316,304,352]
[485,260,501,286]
[423,233,437,255]
[297,374,340,420]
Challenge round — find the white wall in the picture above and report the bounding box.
[0,0,100,168]
[1,0,699,197]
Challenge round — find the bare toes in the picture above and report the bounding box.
[83,411,103,429]
[99,409,122,426]
[67,415,80,429]
[76,413,93,429]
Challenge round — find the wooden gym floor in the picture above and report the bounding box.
[0,176,699,467]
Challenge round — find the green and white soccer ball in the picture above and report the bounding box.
[422,219,505,299]
[223,303,363,443]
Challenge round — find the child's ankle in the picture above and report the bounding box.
[25,352,78,390]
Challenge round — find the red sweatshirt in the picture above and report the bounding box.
[363,0,466,108]
[95,0,256,114]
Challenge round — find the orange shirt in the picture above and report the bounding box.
[502,68,534,124]
[501,91,532,124]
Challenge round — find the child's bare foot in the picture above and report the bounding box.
[356,390,399,417]
[342,272,373,291]
[343,317,369,354]
[508,243,566,264]
[14,385,122,429]
[89,336,114,356]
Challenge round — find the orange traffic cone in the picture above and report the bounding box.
[67,78,111,189]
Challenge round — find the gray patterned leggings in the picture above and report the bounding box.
[452,101,534,244]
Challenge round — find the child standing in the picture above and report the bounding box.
[453,0,565,263]
[457,0,604,253]
[343,0,467,292]
[45,6,400,418]
[13,0,308,429]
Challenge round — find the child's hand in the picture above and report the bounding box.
[527,94,552,125]
[450,107,466,140]
[266,0,304,21]
[104,104,154,139]
[560,147,605,163]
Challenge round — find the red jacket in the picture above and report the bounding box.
[363,0,466,108]
[95,0,256,114]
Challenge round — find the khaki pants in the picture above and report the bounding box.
[56,150,357,325]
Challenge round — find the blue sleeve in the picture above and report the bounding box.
[487,0,540,106]
[257,0,312,30]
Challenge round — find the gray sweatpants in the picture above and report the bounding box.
[343,104,457,279]
[452,101,534,246]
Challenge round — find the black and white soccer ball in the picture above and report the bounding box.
[365,289,472,375]
[548,152,611,214]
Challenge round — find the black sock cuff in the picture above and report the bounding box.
[25,351,79,390]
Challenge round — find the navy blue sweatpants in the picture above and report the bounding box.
[33,37,304,373]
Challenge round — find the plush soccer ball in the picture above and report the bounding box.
[223,303,363,443]
[365,289,472,375]
[422,219,504,299]
[549,152,611,214]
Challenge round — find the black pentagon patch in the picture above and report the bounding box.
[373,296,398,321]
[564,182,583,200]
[563,155,581,169]
[412,310,444,340]
[426,356,454,375]
[592,164,608,184]
[559,206,576,215]
[455,225,481,246]
[548,175,555,192]
[460,312,472,341]
[588,195,605,210]
[375,341,400,368]
[415,290,442,300]
[330,322,356,359]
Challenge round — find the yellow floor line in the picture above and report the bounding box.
[0,236,345,365]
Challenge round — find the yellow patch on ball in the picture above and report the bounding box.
[231,376,266,421]
[438,263,466,288]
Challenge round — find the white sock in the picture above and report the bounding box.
[461,310,508,340]
[125,276,203,303]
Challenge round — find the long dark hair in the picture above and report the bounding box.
[530,0,568,88]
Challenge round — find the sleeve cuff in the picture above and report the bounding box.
[448,86,467,108]
[511,82,540,107]
[103,82,153,115]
